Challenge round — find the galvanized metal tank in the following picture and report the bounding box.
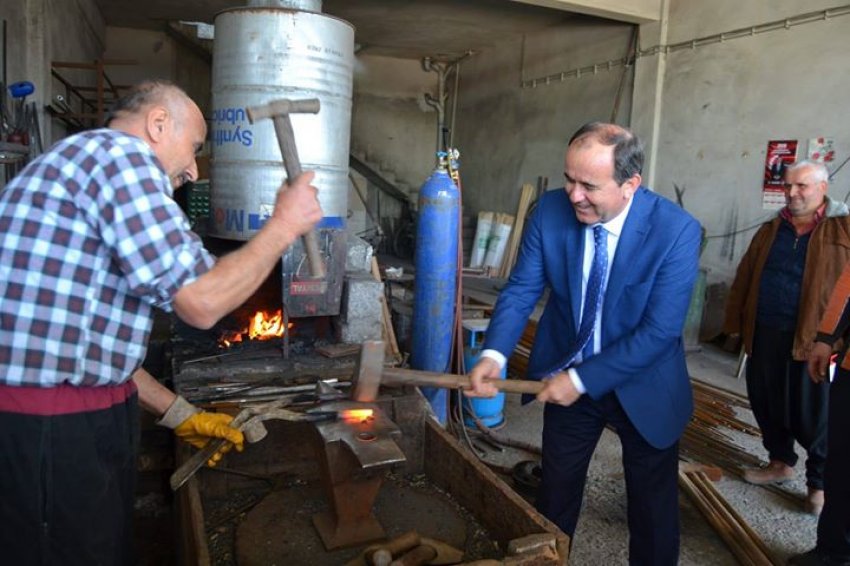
[210,3,354,240]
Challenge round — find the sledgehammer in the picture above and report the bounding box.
[247,98,325,278]
[352,340,545,403]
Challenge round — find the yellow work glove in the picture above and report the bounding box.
[157,396,244,467]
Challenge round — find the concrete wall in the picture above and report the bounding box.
[454,16,635,216]
[351,54,440,192]
[103,27,211,113]
[645,0,850,283]
[0,0,104,144]
[350,54,440,252]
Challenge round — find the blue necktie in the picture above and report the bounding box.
[543,224,607,374]
[579,225,608,361]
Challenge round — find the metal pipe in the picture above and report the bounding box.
[421,57,446,154]
[448,62,460,149]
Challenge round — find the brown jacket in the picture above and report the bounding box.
[723,197,850,361]
[816,261,850,369]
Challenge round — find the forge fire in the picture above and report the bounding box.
[219,309,293,347]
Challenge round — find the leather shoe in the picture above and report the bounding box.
[742,460,794,485]
[805,488,824,516]
[788,548,850,565]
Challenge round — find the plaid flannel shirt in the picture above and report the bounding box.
[0,129,215,387]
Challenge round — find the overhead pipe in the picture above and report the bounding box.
[421,57,448,154]
[422,52,474,154]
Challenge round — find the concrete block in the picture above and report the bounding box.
[337,274,383,343]
[345,233,373,274]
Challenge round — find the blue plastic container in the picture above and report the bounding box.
[411,166,459,424]
[462,319,506,428]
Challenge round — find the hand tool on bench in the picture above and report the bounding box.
[170,384,342,491]
[246,97,325,278]
[389,544,437,566]
[388,537,464,566]
[352,340,545,403]
[345,530,421,566]
[347,531,464,566]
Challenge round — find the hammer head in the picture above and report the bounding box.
[352,340,385,402]
[246,98,321,124]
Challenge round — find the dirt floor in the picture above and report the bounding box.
[213,471,499,566]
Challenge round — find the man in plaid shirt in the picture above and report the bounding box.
[0,80,322,564]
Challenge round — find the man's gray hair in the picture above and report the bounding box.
[786,159,830,184]
[105,80,190,126]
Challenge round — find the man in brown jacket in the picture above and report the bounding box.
[724,159,850,516]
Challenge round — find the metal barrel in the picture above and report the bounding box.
[210,6,354,240]
[410,168,460,424]
[247,0,322,11]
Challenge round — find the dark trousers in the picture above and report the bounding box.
[0,394,140,566]
[536,393,680,566]
[747,325,829,489]
[818,366,850,560]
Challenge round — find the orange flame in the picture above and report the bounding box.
[341,409,374,423]
[220,309,292,347]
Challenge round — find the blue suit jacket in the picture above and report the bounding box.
[484,187,702,449]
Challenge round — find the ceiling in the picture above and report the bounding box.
[93,0,582,60]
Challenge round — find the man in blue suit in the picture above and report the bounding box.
[468,122,702,565]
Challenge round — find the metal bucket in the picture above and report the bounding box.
[210,6,354,240]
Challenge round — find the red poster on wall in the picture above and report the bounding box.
[763,140,798,209]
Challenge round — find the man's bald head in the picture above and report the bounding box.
[108,80,207,189]
[107,80,193,127]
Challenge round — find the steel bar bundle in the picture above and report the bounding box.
[679,471,781,565]
[682,379,801,505]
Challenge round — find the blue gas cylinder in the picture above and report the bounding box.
[462,319,506,428]
[411,164,459,424]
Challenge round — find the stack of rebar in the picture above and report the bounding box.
[682,379,801,504]
[679,470,782,565]
[681,379,764,475]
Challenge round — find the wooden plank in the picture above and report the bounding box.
[316,343,361,358]
[52,59,139,68]
[423,419,569,564]
[372,257,402,362]
[176,443,210,566]
[499,183,536,278]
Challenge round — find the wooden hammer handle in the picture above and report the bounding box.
[382,367,544,395]
[389,544,437,566]
[271,112,325,279]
